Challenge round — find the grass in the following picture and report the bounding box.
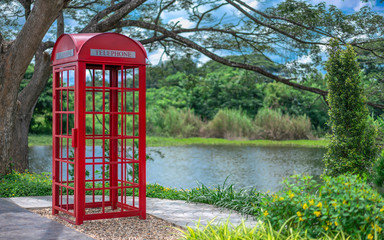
[147,137,327,148]
[204,108,256,139]
[28,135,327,148]
[182,179,262,216]
[255,108,313,140]
[28,134,52,146]
[0,170,52,197]
[2,171,379,239]
[0,171,264,217]
[178,218,358,240]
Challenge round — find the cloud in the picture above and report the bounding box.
[310,0,372,11]
[243,0,260,9]
[168,17,195,28]
[297,55,312,64]
[148,49,170,65]
[197,55,211,66]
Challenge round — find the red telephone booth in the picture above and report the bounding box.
[51,33,146,225]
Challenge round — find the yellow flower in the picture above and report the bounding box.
[309,199,314,206]
[299,217,304,222]
[322,225,329,231]
[279,197,284,201]
[297,211,303,217]
[316,202,322,208]
[264,210,269,216]
[335,221,338,226]
[380,207,384,212]
[374,224,382,233]
[303,203,308,210]
[314,211,321,217]
[289,193,295,199]
[367,233,373,240]
[332,202,337,207]
[343,200,347,205]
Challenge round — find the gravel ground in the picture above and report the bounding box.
[30,208,184,240]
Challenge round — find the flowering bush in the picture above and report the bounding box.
[261,174,384,239]
[0,170,52,197]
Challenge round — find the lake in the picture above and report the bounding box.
[29,145,325,192]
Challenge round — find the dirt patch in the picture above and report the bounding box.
[30,208,184,240]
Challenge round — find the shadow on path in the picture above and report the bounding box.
[0,198,93,240]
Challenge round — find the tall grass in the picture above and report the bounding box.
[182,179,262,216]
[80,106,314,140]
[254,108,312,140]
[147,106,203,137]
[178,218,356,240]
[203,109,257,139]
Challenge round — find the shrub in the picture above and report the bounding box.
[261,174,384,239]
[323,41,379,176]
[147,107,203,137]
[373,151,384,188]
[0,170,52,197]
[204,108,257,139]
[254,108,312,140]
[178,218,359,240]
[182,180,263,216]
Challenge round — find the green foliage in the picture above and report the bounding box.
[146,184,185,200]
[373,151,384,188]
[20,65,53,134]
[146,86,189,109]
[146,55,200,88]
[178,218,358,240]
[263,80,328,130]
[261,174,384,239]
[323,41,379,176]
[254,108,313,140]
[0,171,52,197]
[182,180,262,216]
[147,107,313,140]
[147,107,203,137]
[188,67,264,120]
[29,135,329,148]
[204,109,256,139]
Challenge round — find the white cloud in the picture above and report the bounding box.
[168,17,195,28]
[148,49,170,65]
[353,1,370,11]
[227,0,261,16]
[197,55,211,67]
[243,0,260,9]
[310,0,372,10]
[297,55,312,64]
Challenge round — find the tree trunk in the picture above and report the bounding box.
[0,0,66,175]
[8,105,34,172]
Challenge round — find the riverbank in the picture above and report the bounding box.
[28,135,327,148]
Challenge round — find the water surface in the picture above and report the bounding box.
[29,145,325,192]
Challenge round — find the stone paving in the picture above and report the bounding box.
[4,196,258,228]
[0,198,94,240]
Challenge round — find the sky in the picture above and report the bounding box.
[147,0,384,66]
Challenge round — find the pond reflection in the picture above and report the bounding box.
[29,145,325,192]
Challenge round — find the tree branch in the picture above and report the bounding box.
[225,0,326,46]
[119,19,384,109]
[80,0,147,33]
[18,44,52,114]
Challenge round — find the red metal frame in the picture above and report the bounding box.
[51,33,147,225]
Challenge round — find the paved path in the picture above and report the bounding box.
[4,196,258,228]
[0,198,94,240]
[1,196,258,239]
